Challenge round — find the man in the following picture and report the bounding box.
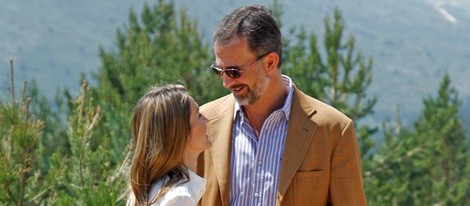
[198,4,367,206]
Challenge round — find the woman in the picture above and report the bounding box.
[127,84,212,206]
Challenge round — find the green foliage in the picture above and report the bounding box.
[88,1,227,168]
[95,0,224,105]
[0,62,48,205]
[412,74,469,204]
[26,80,69,173]
[2,1,469,205]
[1,61,129,205]
[282,7,377,157]
[365,74,470,205]
[46,80,130,205]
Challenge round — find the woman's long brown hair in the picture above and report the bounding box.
[129,84,192,205]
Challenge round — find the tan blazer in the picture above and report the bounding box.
[198,87,367,206]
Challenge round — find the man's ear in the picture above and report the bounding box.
[265,52,279,72]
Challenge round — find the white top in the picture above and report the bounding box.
[127,170,206,206]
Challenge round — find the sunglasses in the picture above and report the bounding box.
[210,52,271,78]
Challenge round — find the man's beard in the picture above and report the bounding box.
[233,68,269,106]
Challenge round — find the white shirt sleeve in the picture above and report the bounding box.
[156,191,195,206]
[129,170,206,206]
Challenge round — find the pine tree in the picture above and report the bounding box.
[413,73,469,204]
[365,73,470,205]
[0,60,48,205]
[82,1,224,166]
[47,80,130,205]
[95,0,221,104]
[282,7,377,157]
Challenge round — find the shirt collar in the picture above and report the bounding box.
[187,169,206,202]
[234,75,294,121]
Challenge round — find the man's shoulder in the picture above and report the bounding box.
[201,94,232,109]
[200,94,233,117]
[294,88,352,122]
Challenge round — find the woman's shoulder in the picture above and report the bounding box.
[156,192,194,206]
[148,171,206,206]
[149,178,194,206]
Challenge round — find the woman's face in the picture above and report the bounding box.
[186,98,211,154]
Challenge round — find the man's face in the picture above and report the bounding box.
[213,37,270,106]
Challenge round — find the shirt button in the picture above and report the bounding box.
[257,160,263,165]
[254,192,260,198]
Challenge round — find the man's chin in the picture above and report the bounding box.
[233,94,249,106]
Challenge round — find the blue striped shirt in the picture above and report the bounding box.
[230,75,294,206]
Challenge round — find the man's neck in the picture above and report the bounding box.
[243,81,288,135]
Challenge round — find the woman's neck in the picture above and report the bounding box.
[182,151,200,173]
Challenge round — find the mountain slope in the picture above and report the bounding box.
[174,0,470,126]
[1,0,469,127]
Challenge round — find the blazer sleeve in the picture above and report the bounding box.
[329,119,367,205]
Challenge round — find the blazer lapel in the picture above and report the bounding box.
[277,88,317,197]
[207,96,235,205]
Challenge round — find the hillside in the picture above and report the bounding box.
[171,0,470,127]
[1,0,469,128]
[1,0,144,94]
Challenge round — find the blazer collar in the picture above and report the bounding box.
[277,87,318,198]
[207,95,235,205]
[209,87,317,204]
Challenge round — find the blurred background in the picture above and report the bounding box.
[2,0,469,128]
[1,0,469,205]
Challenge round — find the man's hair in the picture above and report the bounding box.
[214,4,283,67]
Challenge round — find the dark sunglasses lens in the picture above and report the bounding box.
[226,69,241,78]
